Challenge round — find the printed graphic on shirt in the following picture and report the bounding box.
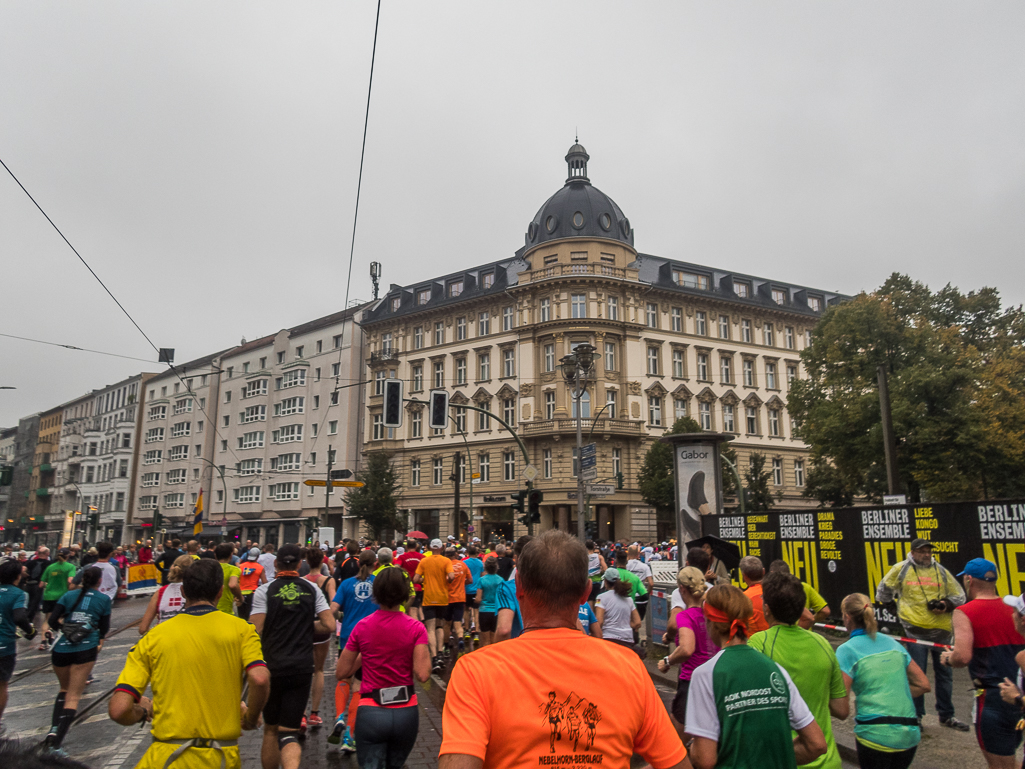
[723,670,788,715]
[275,581,303,604]
[354,580,373,601]
[537,690,603,756]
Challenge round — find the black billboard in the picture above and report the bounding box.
[702,499,1025,630]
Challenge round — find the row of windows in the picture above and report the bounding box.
[400,272,497,312]
[670,270,824,312]
[371,397,518,441]
[646,348,798,386]
[403,305,517,352]
[405,348,518,391]
[142,443,203,464]
[78,459,130,484]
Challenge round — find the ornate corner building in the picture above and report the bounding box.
[360,143,847,544]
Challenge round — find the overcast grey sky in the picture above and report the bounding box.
[2,2,1023,427]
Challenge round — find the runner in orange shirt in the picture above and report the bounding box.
[238,547,267,621]
[440,530,689,769]
[740,556,770,634]
[445,547,471,654]
[414,539,454,674]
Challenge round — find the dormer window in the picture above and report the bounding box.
[734,281,750,298]
[808,295,823,312]
[673,270,709,290]
[390,297,401,311]
[448,280,463,297]
[482,272,494,289]
[417,289,430,305]
[771,288,788,305]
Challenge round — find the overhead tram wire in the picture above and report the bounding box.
[309,0,383,462]
[0,333,157,364]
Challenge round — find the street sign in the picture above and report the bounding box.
[582,467,598,481]
[329,469,354,480]
[522,464,539,482]
[303,480,365,488]
[471,473,481,479]
[467,525,474,532]
[332,480,365,487]
[586,484,614,496]
[883,494,907,505]
[471,477,482,484]
[580,443,596,457]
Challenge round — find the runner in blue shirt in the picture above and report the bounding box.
[0,559,37,730]
[578,601,601,636]
[496,536,532,642]
[463,547,484,644]
[475,559,504,647]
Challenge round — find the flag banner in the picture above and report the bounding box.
[126,563,159,594]
[193,488,204,537]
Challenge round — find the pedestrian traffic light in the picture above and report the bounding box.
[527,489,543,524]
[383,379,403,428]
[615,471,624,490]
[512,489,528,525]
[429,390,449,430]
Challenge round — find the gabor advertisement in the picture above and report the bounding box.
[674,443,721,546]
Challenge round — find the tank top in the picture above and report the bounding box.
[958,597,1025,688]
[305,572,332,643]
[588,553,602,582]
[157,583,186,625]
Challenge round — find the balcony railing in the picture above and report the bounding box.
[369,347,400,364]
[520,418,645,437]
[527,263,629,282]
[35,488,51,497]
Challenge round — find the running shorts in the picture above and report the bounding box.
[671,678,691,725]
[422,605,446,621]
[975,687,1024,757]
[464,592,478,609]
[589,581,601,603]
[41,599,58,615]
[0,654,14,683]
[411,592,423,608]
[446,602,466,623]
[263,672,313,730]
[52,647,99,667]
[478,611,497,633]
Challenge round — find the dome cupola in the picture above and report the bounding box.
[525,141,634,249]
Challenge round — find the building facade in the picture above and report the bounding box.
[132,307,365,546]
[360,143,845,543]
[51,392,96,548]
[0,427,17,534]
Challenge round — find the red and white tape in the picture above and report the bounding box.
[813,622,951,650]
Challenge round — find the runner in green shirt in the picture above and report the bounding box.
[614,550,647,600]
[749,572,849,769]
[38,549,77,648]
[215,543,243,614]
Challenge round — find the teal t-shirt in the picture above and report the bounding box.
[53,588,112,653]
[835,630,921,752]
[478,574,503,613]
[750,624,846,769]
[0,585,27,657]
[496,580,522,638]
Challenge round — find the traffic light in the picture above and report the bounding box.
[153,510,162,530]
[0,467,12,486]
[527,489,543,524]
[512,489,528,525]
[615,471,624,490]
[383,379,403,427]
[429,390,449,430]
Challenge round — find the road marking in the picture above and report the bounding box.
[5,691,100,714]
[102,724,150,769]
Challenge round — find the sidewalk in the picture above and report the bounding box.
[644,642,995,769]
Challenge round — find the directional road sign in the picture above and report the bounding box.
[303,480,365,488]
[586,484,614,496]
[582,467,598,481]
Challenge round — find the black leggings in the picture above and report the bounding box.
[354,704,419,769]
[855,741,917,769]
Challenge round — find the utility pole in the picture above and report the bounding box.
[451,451,461,540]
[322,443,333,541]
[877,366,900,495]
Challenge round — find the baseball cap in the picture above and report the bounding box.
[910,538,934,551]
[277,543,302,566]
[1003,594,1025,614]
[957,558,998,581]
[603,567,620,583]
[430,538,443,550]
[249,547,261,558]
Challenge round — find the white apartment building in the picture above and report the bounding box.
[50,392,95,547]
[133,307,364,546]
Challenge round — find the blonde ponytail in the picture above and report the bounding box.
[841,593,878,639]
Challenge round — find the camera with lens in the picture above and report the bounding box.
[927,599,947,612]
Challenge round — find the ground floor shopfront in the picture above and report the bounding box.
[127,511,351,549]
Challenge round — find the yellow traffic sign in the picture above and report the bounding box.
[471,473,481,479]
[303,479,365,488]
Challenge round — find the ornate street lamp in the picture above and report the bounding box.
[560,344,596,541]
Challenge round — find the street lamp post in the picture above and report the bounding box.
[560,343,597,542]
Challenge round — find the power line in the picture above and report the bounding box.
[0,156,160,354]
[0,333,156,364]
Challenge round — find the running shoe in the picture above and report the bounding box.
[299,716,308,737]
[328,718,346,745]
[472,633,479,643]
[432,655,443,673]
[340,732,356,754]
[939,717,970,732]
[85,675,96,685]
[463,631,471,641]
[307,713,323,727]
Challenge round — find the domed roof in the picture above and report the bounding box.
[525,142,634,249]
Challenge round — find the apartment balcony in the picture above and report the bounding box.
[38,463,53,472]
[520,417,645,438]
[35,487,51,497]
[525,263,632,282]
[369,347,400,364]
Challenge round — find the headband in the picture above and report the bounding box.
[703,602,746,640]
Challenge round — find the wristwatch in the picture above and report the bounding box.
[662,656,670,667]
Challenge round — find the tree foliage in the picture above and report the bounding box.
[788,273,1025,504]
[638,417,739,523]
[744,453,777,511]
[345,452,404,539]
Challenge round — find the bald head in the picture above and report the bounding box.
[517,530,589,614]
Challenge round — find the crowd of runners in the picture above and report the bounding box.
[0,532,1022,769]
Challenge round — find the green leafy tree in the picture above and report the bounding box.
[637,418,739,531]
[744,453,777,511]
[345,452,404,540]
[788,273,1025,504]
